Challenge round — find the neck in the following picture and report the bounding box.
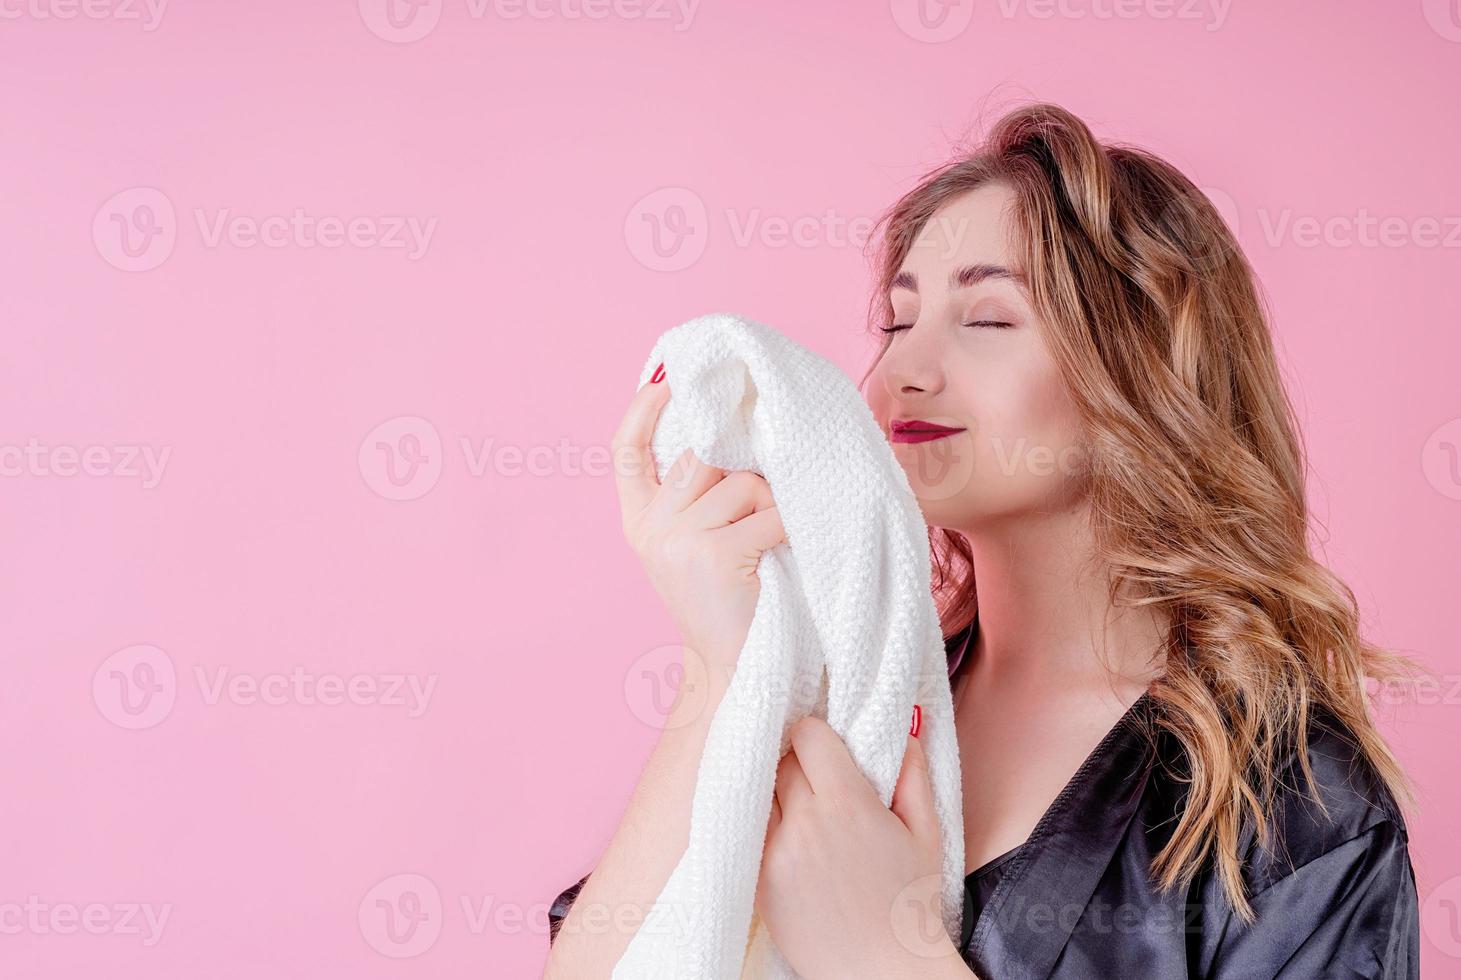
[954,500,1168,694]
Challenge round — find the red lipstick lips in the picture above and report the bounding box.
[890,419,968,444]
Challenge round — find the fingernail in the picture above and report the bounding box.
[909,704,922,738]
[651,362,666,384]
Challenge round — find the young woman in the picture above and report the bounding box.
[544,103,1421,979]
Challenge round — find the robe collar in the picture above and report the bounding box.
[965,689,1159,979]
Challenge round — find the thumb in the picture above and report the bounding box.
[890,723,940,849]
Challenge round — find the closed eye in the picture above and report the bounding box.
[878,320,1013,334]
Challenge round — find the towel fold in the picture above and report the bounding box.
[612,312,965,980]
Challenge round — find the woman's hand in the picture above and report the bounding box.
[612,366,786,688]
[755,716,967,980]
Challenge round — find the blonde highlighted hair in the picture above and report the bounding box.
[860,101,1420,922]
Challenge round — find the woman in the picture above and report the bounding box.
[544,103,1421,978]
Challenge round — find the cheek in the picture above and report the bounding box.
[995,369,1085,485]
[864,356,922,438]
[1019,368,1081,448]
[961,360,1084,496]
[864,369,889,423]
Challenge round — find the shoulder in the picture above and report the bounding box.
[1142,697,1411,892]
[1173,705,1422,978]
[1240,703,1410,897]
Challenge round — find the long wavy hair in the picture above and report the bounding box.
[857,101,1420,922]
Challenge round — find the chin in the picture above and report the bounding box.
[892,446,978,510]
[905,490,966,529]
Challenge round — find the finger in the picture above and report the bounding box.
[774,744,813,813]
[720,504,786,557]
[890,727,941,850]
[611,371,672,522]
[788,716,878,805]
[680,470,773,530]
[650,448,726,520]
[765,788,782,841]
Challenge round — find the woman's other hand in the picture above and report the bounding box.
[755,716,966,980]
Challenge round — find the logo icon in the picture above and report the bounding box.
[358,0,443,43]
[624,643,712,729]
[359,873,443,957]
[93,187,177,272]
[93,644,177,730]
[624,187,709,272]
[359,416,444,501]
[890,0,975,43]
[1423,417,1461,501]
[1421,0,1461,41]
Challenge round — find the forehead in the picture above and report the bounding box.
[902,183,1020,276]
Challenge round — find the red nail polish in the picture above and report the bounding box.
[651,362,665,384]
[909,704,922,738]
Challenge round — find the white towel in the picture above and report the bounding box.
[612,313,966,979]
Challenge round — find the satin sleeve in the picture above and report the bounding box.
[1208,819,1419,979]
[547,870,592,947]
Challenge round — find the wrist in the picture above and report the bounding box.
[660,644,732,732]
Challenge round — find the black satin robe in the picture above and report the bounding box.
[548,620,1421,978]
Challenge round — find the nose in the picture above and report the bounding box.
[881,326,946,400]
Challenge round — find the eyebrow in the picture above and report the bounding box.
[890,264,1027,292]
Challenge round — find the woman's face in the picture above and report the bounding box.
[866,182,1089,532]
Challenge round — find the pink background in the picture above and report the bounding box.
[3,2,1459,976]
